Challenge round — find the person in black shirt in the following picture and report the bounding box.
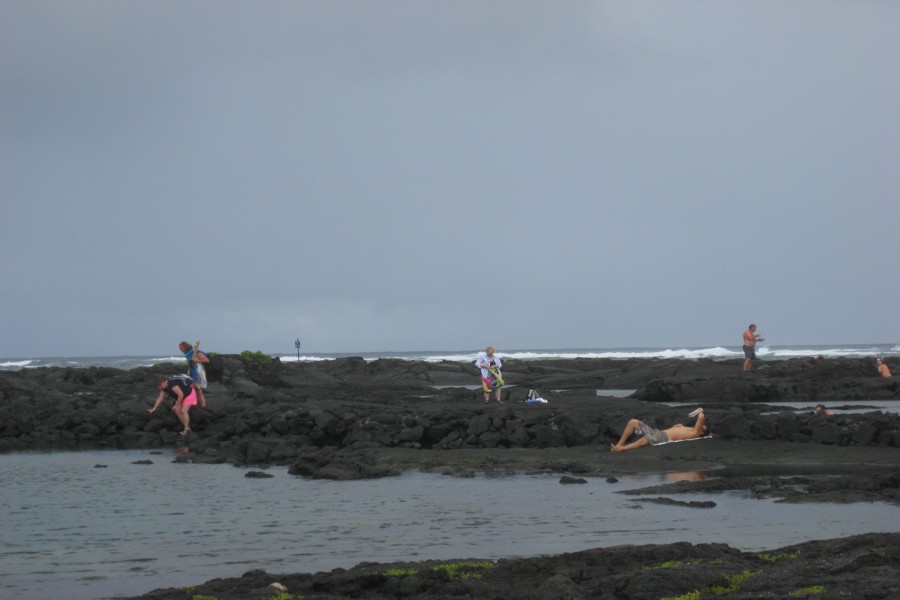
[147,376,198,436]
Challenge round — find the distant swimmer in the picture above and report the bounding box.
[877,357,892,378]
[610,408,708,453]
[742,324,764,372]
[815,404,835,416]
[476,346,504,404]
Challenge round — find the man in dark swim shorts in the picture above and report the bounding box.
[610,409,708,453]
[742,324,763,372]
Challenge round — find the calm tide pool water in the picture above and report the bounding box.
[664,399,900,416]
[1,449,898,600]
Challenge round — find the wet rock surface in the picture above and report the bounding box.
[129,532,900,600]
[1,355,898,484]
[1,356,898,468]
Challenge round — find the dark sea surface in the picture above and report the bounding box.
[2,343,898,370]
[1,449,898,600]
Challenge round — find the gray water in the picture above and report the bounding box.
[664,400,900,416]
[1,450,898,600]
[757,400,900,415]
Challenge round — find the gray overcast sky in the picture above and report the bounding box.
[2,1,898,357]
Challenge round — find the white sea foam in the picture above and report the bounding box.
[279,354,337,363]
[279,344,896,363]
[758,346,894,358]
[2,344,897,370]
[146,355,186,364]
[498,347,739,361]
[0,360,32,368]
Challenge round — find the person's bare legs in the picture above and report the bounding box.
[483,384,502,403]
[610,419,650,452]
[173,401,190,434]
[614,419,640,446]
[610,437,650,453]
[196,386,206,408]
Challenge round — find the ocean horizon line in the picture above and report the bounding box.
[2,343,898,371]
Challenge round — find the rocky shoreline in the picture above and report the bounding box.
[2,355,899,599]
[2,355,899,483]
[1,355,897,475]
[129,532,900,600]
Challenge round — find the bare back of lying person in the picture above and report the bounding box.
[610,409,707,453]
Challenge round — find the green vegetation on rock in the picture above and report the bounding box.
[384,568,418,577]
[757,551,800,563]
[789,585,827,596]
[240,350,273,362]
[662,569,762,600]
[433,560,495,580]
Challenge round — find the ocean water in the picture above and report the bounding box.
[1,449,898,600]
[2,343,898,370]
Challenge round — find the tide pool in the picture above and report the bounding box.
[1,449,897,600]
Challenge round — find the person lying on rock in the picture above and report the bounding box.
[147,376,198,437]
[610,408,708,453]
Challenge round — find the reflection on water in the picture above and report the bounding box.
[1,450,897,600]
[596,389,636,398]
[665,470,708,482]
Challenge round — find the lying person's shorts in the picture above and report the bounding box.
[635,421,670,445]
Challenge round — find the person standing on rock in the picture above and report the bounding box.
[876,358,892,378]
[742,324,764,372]
[610,408,708,453]
[147,375,197,436]
[476,346,504,404]
[179,341,209,408]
